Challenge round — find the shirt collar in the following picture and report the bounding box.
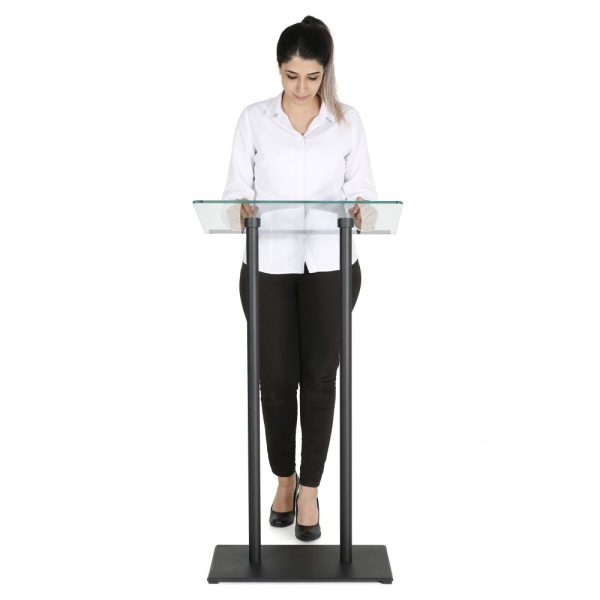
[266,91,335,125]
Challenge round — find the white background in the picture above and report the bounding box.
[1,1,599,598]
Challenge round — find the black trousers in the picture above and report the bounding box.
[239,260,361,488]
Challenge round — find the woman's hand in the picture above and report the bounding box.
[349,197,364,229]
[225,199,258,232]
[239,200,258,231]
[348,196,378,231]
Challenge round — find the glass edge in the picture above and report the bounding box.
[192,199,403,204]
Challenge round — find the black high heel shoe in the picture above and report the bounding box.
[294,487,321,541]
[269,472,299,527]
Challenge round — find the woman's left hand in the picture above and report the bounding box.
[348,196,378,231]
[349,196,365,228]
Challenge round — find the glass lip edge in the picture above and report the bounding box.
[192,199,403,204]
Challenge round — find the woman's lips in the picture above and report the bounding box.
[295,94,309,100]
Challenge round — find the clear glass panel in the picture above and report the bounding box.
[192,200,403,234]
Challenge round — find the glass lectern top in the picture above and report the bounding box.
[192,200,403,234]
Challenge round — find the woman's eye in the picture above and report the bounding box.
[287,76,318,81]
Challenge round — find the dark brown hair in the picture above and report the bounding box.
[276,16,347,125]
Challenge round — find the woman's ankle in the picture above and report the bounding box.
[298,483,318,498]
[277,472,296,487]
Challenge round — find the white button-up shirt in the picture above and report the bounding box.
[221,91,378,273]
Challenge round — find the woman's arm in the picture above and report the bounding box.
[342,108,378,202]
[342,108,379,230]
[220,108,257,230]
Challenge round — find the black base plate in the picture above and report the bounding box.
[207,544,393,583]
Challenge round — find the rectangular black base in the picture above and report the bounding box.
[207,544,393,583]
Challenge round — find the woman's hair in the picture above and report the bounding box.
[276,16,347,125]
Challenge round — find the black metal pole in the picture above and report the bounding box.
[245,216,261,564]
[338,217,354,564]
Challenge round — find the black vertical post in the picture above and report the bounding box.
[338,216,354,564]
[245,216,261,564]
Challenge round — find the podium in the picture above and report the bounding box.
[192,200,403,583]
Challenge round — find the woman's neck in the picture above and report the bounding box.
[282,92,321,118]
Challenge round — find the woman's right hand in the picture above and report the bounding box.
[239,199,258,231]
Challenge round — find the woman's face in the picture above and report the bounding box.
[278,56,324,107]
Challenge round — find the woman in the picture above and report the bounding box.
[221,16,378,541]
